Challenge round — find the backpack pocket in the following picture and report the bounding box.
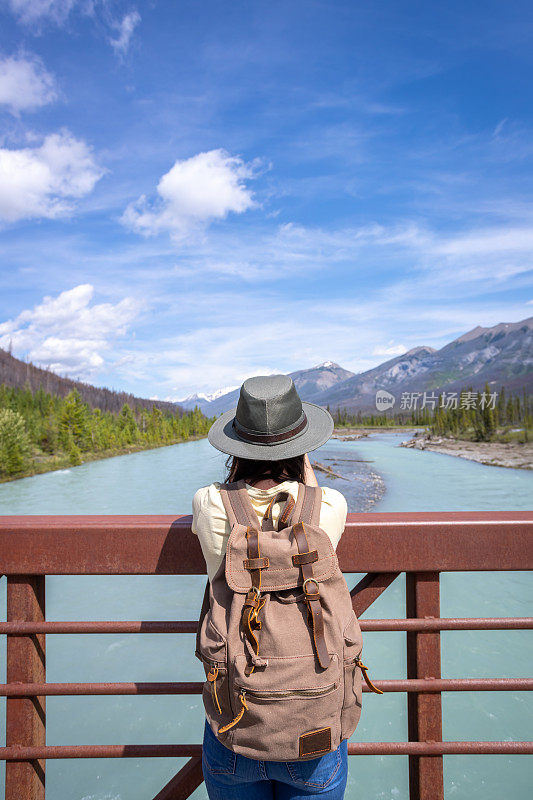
[341,612,363,739]
[225,652,343,761]
[342,612,363,706]
[198,620,233,722]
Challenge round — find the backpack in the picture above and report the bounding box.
[195,479,382,762]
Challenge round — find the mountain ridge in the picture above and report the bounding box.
[0,347,184,416]
[2,316,531,419]
[180,316,533,414]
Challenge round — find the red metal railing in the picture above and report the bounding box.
[1,511,532,800]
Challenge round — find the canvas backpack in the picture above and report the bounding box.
[195,479,383,762]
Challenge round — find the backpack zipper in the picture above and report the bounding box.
[235,681,337,699]
[207,665,223,713]
[353,655,383,695]
[216,681,338,739]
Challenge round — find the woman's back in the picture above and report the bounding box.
[192,479,348,582]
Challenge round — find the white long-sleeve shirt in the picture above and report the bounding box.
[191,480,348,582]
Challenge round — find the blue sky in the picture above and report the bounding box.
[0,0,532,400]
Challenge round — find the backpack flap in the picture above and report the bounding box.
[225,521,337,593]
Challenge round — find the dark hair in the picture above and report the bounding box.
[224,454,306,485]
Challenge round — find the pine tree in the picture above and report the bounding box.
[481,381,495,440]
[59,389,92,451]
[0,408,32,476]
[118,403,140,445]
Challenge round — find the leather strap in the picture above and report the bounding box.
[261,490,295,531]
[232,412,307,444]
[292,550,318,566]
[242,525,268,676]
[292,520,330,669]
[244,556,269,569]
[246,528,262,593]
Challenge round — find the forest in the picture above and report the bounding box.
[0,383,215,480]
[2,379,531,481]
[330,382,532,443]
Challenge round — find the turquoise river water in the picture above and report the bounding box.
[0,430,531,800]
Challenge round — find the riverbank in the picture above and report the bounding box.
[400,431,533,470]
[332,425,425,440]
[0,434,207,484]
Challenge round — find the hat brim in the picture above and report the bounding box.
[207,401,334,461]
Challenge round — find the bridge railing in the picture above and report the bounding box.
[1,511,532,800]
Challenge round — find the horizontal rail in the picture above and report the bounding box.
[359,617,533,631]
[1,742,532,760]
[1,617,532,634]
[2,678,532,696]
[2,515,532,800]
[1,511,532,572]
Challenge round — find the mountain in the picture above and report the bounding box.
[179,362,356,414]
[182,317,533,416]
[312,317,533,412]
[177,386,240,413]
[311,346,439,410]
[0,347,184,416]
[4,315,530,420]
[290,361,356,402]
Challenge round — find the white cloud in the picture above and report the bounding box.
[372,342,407,357]
[8,2,141,59]
[432,226,533,256]
[0,284,142,378]
[8,0,79,25]
[109,10,141,57]
[0,53,58,113]
[122,149,256,239]
[112,287,530,398]
[0,129,105,222]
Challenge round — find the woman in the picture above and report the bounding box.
[192,374,349,800]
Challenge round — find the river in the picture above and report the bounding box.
[1,430,531,800]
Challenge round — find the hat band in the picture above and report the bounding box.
[232,413,308,444]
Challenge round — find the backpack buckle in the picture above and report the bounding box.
[243,586,261,608]
[302,577,320,600]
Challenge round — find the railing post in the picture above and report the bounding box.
[406,571,443,800]
[6,576,46,800]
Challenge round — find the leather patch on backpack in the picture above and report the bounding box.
[299,726,331,757]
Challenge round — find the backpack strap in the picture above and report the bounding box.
[241,526,268,676]
[292,520,331,669]
[219,480,269,675]
[260,483,323,531]
[194,578,211,662]
[219,479,261,529]
[291,483,322,526]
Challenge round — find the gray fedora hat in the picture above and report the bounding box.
[207,374,334,460]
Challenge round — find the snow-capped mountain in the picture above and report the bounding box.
[178,362,355,414]
[177,385,239,411]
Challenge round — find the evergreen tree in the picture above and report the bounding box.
[0,408,32,476]
[59,389,92,450]
[118,403,140,445]
[481,382,495,440]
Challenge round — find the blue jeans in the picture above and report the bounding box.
[202,718,348,800]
